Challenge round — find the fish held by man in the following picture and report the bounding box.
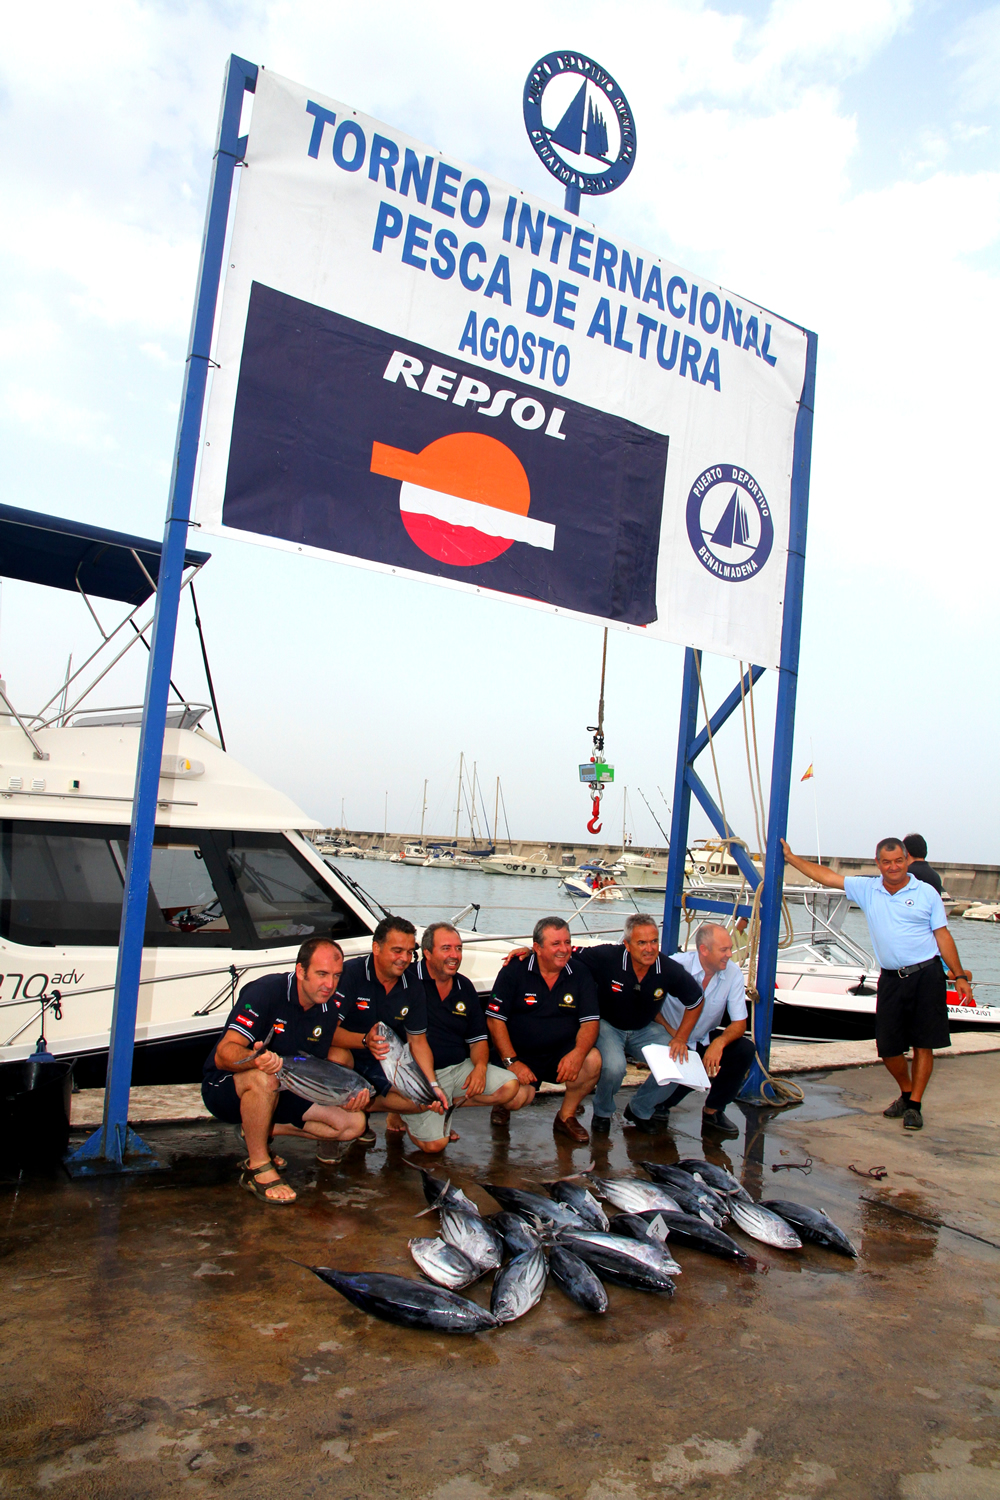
[276,1054,371,1106]
[303,1267,499,1332]
[490,1247,548,1323]
[372,1020,438,1106]
[548,1244,609,1313]
[408,1237,482,1290]
[728,1199,804,1250]
[761,1200,858,1257]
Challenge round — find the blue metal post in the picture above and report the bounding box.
[67,55,258,1175]
[741,330,818,1101]
[662,647,700,952]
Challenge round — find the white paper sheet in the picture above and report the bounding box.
[641,1043,711,1091]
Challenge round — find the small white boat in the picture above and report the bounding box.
[422,849,482,869]
[561,864,625,901]
[478,851,565,878]
[963,903,1000,923]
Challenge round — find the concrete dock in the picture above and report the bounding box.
[3,1057,1000,1498]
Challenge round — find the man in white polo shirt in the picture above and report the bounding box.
[782,837,973,1130]
[654,923,755,1139]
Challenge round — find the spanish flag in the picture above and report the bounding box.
[800,764,814,781]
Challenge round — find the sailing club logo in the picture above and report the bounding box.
[685,465,774,582]
[523,52,637,197]
[222,284,666,625]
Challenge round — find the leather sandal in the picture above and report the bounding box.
[240,1159,296,1205]
[237,1127,287,1171]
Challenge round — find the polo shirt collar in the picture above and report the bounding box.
[363,952,409,988]
[878,874,919,897]
[621,949,662,979]
[288,971,327,1012]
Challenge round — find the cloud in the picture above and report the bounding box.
[3,386,118,451]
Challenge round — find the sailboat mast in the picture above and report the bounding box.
[420,778,428,839]
[454,752,464,840]
[494,776,500,847]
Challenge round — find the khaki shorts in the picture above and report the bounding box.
[404,1059,517,1143]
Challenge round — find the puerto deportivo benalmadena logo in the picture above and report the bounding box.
[686,464,774,582]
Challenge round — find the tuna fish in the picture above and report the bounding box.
[438,1205,504,1271]
[676,1158,752,1203]
[303,1267,498,1332]
[588,1177,683,1216]
[490,1248,547,1323]
[761,1200,858,1258]
[605,1214,683,1271]
[408,1237,481,1290]
[548,1244,609,1313]
[728,1198,803,1250]
[557,1231,677,1293]
[490,1212,544,1256]
[635,1210,756,1268]
[406,1164,479,1215]
[639,1162,729,1217]
[370,1021,438,1106]
[276,1054,370,1106]
[481,1183,588,1230]
[542,1177,610,1231]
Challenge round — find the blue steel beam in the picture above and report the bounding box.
[684,765,763,891]
[682,897,756,921]
[662,647,701,952]
[688,663,765,764]
[741,328,817,1101]
[66,55,258,1175]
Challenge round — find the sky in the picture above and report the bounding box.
[1,0,998,861]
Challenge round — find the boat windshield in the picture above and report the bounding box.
[0,821,369,948]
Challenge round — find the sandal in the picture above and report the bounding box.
[237,1127,287,1171]
[240,1159,296,1205]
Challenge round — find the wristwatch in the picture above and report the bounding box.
[503,1055,518,1067]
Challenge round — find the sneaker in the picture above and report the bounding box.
[623,1104,662,1135]
[357,1123,376,1145]
[702,1109,740,1139]
[883,1095,910,1119]
[903,1107,923,1131]
[490,1104,511,1128]
[591,1114,611,1136]
[316,1140,349,1164]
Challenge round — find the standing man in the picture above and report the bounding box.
[782,837,973,1129]
[333,916,448,1137]
[404,923,523,1153]
[486,917,602,1144]
[201,937,371,1205]
[571,914,704,1136]
[656,924,756,1138]
[904,834,944,895]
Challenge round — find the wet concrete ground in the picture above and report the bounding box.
[3,1057,1000,1499]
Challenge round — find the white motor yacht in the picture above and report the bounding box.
[478,851,566,878]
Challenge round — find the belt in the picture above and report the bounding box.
[892,956,940,979]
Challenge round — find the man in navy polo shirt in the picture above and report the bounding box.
[782,837,973,1129]
[333,914,448,1138]
[202,936,371,1205]
[573,913,704,1136]
[486,916,601,1144]
[404,923,522,1153]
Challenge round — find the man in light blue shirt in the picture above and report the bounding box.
[655,924,755,1138]
[782,837,972,1131]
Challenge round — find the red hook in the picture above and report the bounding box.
[587,793,603,835]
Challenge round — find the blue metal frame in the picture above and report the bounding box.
[66,55,258,1176]
[661,330,817,1102]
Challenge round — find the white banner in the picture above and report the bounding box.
[195,69,811,667]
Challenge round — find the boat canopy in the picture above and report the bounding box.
[0,503,211,605]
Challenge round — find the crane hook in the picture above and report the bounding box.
[587,793,603,835]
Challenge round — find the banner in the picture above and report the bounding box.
[195,69,812,667]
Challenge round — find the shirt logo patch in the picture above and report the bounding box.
[560,993,576,1007]
[905,900,914,906]
[400,1006,409,1017]
[525,998,538,1006]
[487,1002,501,1013]
[611,981,624,993]
[236,1014,253,1027]
[273,1022,285,1033]
[454,1001,466,1013]
[356,1000,370,1010]
[312,1026,323,1038]
[654,988,664,999]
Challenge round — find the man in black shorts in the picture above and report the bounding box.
[333,915,448,1139]
[486,916,601,1144]
[202,937,371,1205]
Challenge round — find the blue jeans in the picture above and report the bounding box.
[594,1020,677,1119]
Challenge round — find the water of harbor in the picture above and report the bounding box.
[328,857,1000,998]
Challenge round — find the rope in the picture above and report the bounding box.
[738,663,765,859]
[693,651,731,840]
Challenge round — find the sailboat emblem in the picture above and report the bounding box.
[685,464,775,583]
[523,52,637,198]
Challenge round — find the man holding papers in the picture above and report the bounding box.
[657,924,755,1138]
